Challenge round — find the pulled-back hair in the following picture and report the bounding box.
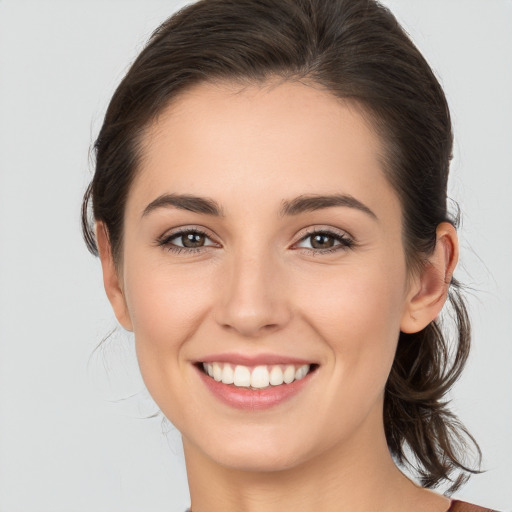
[82,0,480,492]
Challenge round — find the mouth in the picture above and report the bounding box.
[197,362,319,390]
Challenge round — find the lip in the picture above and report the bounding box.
[198,352,315,367]
[194,360,317,410]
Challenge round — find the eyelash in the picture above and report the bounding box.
[294,228,355,254]
[157,228,216,254]
[157,227,355,255]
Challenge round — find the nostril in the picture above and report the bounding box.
[218,320,281,337]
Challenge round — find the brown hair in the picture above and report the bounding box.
[82,0,480,492]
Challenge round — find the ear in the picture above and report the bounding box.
[96,222,133,331]
[400,222,459,334]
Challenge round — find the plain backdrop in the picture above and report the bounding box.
[0,1,511,511]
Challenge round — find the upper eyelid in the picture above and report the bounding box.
[157,228,220,253]
[158,225,218,242]
[156,225,354,248]
[295,226,354,241]
[291,227,356,251]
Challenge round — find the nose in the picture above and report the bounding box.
[214,250,292,338]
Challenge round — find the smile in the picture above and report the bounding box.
[201,362,313,389]
[196,359,318,410]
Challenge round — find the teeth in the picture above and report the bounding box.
[221,364,234,384]
[233,365,251,387]
[202,362,311,389]
[283,365,295,384]
[269,365,284,386]
[251,365,270,389]
[213,362,222,382]
[295,365,308,380]
[203,362,213,378]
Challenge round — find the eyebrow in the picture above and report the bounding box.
[141,192,377,220]
[280,194,377,219]
[142,194,224,217]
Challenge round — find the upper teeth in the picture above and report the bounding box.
[202,362,311,389]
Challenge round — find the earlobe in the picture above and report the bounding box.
[96,222,133,331]
[400,222,458,334]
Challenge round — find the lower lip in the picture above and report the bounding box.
[196,366,315,410]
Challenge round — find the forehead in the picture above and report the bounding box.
[129,80,399,221]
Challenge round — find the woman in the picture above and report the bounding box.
[82,0,498,510]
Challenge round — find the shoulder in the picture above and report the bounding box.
[448,500,501,512]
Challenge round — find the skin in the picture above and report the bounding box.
[98,80,458,512]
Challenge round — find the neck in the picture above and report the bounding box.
[183,412,449,512]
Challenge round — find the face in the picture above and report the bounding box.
[108,80,421,472]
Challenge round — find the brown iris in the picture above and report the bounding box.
[310,233,336,249]
[181,232,206,248]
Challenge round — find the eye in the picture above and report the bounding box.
[295,229,355,253]
[158,228,218,253]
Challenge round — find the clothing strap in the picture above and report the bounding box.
[448,500,499,512]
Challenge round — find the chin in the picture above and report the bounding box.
[209,444,308,473]
[182,420,322,474]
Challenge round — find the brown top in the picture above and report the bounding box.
[448,500,499,512]
[186,500,500,512]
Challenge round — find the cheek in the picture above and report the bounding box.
[121,259,221,429]
[297,258,407,383]
[121,255,217,382]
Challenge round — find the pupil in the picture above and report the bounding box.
[183,233,205,248]
[312,234,334,249]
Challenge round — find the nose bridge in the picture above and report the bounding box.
[216,244,291,337]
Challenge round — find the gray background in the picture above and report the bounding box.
[0,1,510,511]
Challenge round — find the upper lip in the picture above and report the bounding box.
[197,353,316,366]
